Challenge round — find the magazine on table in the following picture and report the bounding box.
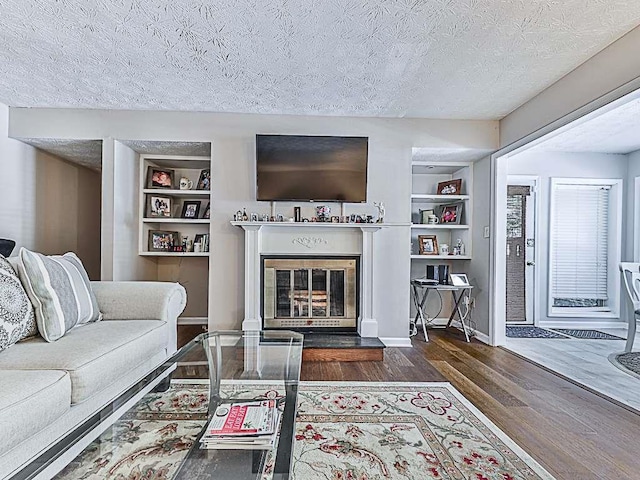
[200,399,281,450]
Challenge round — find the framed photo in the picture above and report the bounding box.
[420,208,435,224]
[440,202,463,225]
[418,235,439,255]
[149,196,172,217]
[450,273,470,286]
[437,179,462,195]
[250,213,258,222]
[181,201,201,219]
[147,168,174,189]
[148,230,179,252]
[197,169,211,190]
[331,216,340,223]
[203,202,210,219]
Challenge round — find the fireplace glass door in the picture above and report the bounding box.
[264,258,357,329]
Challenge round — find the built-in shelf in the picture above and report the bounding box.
[139,251,209,257]
[411,194,470,201]
[411,224,470,230]
[178,316,208,325]
[410,255,471,260]
[143,218,210,224]
[143,189,210,197]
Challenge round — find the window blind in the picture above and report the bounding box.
[551,183,610,302]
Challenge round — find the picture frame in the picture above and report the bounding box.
[181,201,201,219]
[203,202,210,219]
[420,208,435,224]
[450,273,470,286]
[148,230,179,252]
[148,196,172,217]
[196,169,211,190]
[418,235,439,255]
[439,202,463,225]
[147,167,174,189]
[437,178,462,195]
[250,213,258,222]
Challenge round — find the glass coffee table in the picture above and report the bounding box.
[18,330,303,480]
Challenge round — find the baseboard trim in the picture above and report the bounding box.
[379,337,412,347]
[473,331,491,345]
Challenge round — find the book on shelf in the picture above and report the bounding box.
[200,400,281,450]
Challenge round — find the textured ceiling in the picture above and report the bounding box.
[530,93,640,154]
[18,138,103,170]
[0,1,639,119]
[413,147,493,163]
[122,140,211,156]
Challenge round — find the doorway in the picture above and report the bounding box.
[506,176,537,324]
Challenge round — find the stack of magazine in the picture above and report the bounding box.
[200,400,280,450]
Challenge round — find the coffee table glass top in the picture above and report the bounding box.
[44,330,304,480]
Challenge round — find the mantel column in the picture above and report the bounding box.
[241,225,262,331]
[359,226,381,337]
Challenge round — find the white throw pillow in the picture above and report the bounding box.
[0,255,37,350]
[16,248,102,342]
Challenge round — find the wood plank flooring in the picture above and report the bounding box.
[504,327,640,411]
[301,330,640,480]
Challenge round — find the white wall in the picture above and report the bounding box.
[8,108,498,341]
[0,103,101,278]
[626,149,640,262]
[507,151,629,325]
[466,156,492,337]
[500,26,640,148]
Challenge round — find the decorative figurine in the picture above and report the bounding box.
[242,208,248,221]
[374,202,385,223]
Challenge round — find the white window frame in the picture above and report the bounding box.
[548,178,622,318]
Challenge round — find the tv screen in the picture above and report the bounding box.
[256,135,368,202]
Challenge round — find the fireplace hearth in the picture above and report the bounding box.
[262,257,358,330]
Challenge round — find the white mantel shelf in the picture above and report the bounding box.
[231,221,407,229]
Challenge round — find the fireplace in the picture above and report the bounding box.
[262,257,358,331]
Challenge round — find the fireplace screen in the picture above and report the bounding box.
[263,258,357,329]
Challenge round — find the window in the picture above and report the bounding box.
[549,178,622,317]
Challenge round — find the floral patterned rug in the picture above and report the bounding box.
[56,381,554,480]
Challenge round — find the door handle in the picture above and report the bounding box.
[526,261,535,266]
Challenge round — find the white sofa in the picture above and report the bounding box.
[0,281,186,479]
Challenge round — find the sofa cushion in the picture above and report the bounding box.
[0,369,71,457]
[0,256,37,351]
[16,248,102,342]
[0,320,167,404]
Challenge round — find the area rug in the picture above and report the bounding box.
[552,329,625,340]
[609,352,640,379]
[506,326,567,339]
[55,381,555,480]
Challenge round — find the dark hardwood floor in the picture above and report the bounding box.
[301,329,640,480]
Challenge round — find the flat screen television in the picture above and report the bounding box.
[256,135,368,202]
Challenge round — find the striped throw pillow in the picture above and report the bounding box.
[16,248,102,342]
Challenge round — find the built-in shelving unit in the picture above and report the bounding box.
[138,154,211,257]
[137,152,212,328]
[410,160,473,261]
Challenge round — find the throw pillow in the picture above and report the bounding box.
[16,248,102,342]
[0,255,37,351]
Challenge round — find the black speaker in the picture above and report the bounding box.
[426,264,450,285]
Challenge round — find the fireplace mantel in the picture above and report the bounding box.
[232,221,388,337]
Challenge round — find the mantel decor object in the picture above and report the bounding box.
[316,205,331,222]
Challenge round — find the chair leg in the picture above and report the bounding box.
[625,315,638,353]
